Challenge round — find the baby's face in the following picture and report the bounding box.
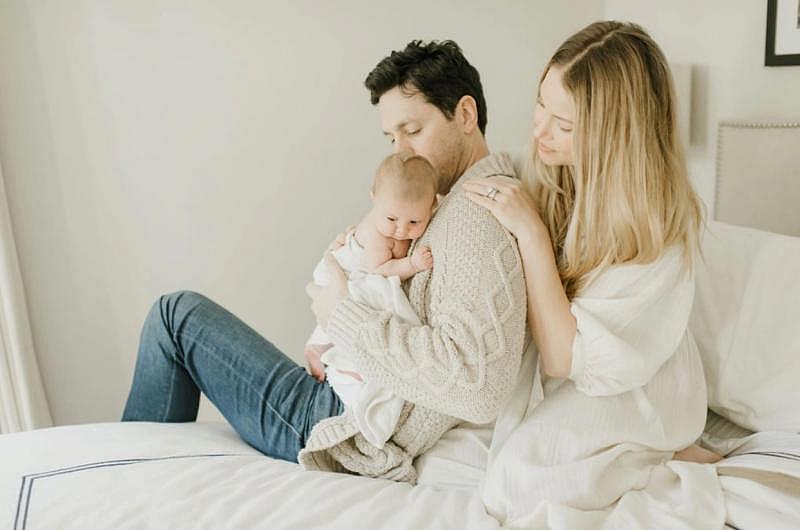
[372,192,435,241]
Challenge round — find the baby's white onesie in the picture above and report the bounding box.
[306,232,415,449]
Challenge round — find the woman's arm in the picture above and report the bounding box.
[463,175,576,378]
[464,176,696,397]
[516,225,576,378]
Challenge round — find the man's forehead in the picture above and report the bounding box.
[378,87,436,129]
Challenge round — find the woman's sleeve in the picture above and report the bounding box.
[567,248,695,397]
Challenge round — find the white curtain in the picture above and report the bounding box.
[0,160,52,433]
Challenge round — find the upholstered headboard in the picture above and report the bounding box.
[714,121,800,236]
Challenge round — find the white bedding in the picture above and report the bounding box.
[717,432,800,530]
[2,420,799,529]
[0,421,499,530]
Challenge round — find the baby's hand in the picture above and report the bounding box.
[304,343,332,382]
[411,246,433,272]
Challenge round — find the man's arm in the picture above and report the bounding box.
[326,194,527,423]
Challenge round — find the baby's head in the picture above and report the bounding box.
[371,152,438,240]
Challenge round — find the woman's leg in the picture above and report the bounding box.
[122,290,342,462]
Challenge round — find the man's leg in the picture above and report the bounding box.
[122,290,342,462]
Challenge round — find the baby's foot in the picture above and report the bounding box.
[411,246,433,271]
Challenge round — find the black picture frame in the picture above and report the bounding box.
[765,0,800,66]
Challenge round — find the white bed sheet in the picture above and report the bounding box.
[716,431,800,530]
[2,420,799,529]
[0,421,500,530]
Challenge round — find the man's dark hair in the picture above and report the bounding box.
[364,40,487,135]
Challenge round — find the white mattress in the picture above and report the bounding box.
[2,420,799,529]
[0,421,499,530]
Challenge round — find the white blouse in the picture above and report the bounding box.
[480,245,723,528]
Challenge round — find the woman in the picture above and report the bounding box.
[462,21,722,527]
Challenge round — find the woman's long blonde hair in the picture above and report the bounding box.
[524,21,704,299]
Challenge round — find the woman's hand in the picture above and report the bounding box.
[462,176,546,240]
[306,252,349,331]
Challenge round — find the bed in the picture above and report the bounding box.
[1,421,497,530]
[1,121,799,529]
[693,120,800,529]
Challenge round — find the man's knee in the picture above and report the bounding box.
[145,290,208,331]
[161,290,207,308]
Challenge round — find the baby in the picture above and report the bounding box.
[304,152,438,448]
[353,153,437,280]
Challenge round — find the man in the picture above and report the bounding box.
[304,40,527,483]
[123,40,525,485]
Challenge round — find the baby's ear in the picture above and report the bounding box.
[369,190,375,201]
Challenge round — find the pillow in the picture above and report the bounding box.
[690,221,800,432]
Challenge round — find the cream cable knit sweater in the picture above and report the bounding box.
[297,152,528,483]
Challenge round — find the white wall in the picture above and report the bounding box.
[0,0,604,425]
[605,0,800,210]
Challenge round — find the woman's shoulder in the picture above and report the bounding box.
[581,245,690,297]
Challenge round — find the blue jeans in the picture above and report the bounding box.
[121,290,344,462]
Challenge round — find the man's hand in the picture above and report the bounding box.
[327,224,357,252]
[304,343,332,382]
[411,246,434,272]
[306,252,349,331]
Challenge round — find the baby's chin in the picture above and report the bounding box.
[377,229,402,240]
[378,230,424,241]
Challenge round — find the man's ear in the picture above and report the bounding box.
[457,95,479,134]
[431,194,441,213]
[369,189,375,201]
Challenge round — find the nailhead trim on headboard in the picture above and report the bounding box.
[714,121,800,235]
